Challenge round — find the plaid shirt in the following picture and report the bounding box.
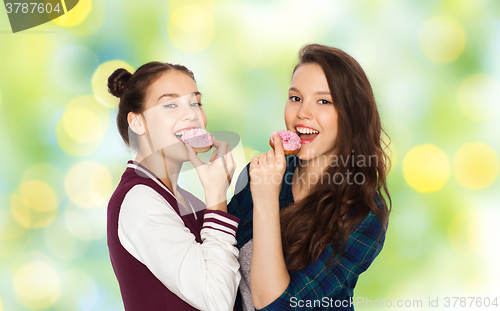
[228,155,387,311]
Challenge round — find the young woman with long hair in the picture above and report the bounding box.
[106,62,240,311]
[228,44,391,311]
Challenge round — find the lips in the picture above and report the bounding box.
[294,124,320,144]
[174,126,198,141]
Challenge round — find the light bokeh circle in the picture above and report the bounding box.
[20,180,58,212]
[0,198,27,241]
[167,4,215,52]
[64,208,92,241]
[61,96,109,143]
[64,203,107,241]
[54,269,98,311]
[20,164,66,203]
[11,193,32,229]
[91,60,135,108]
[453,142,499,190]
[43,219,86,260]
[448,210,478,257]
[458,74,500,121]
[56,95,110,157]
[51,0,92,27]
[11,180,59,229]
[13,262,61,310]
[65,161,113,208]
[419,16,466,64]
[63,108,105,144]
[403,144,450,192]
[52,44,99,94]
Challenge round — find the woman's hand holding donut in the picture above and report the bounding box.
[249,133,286,207]
[185,136,235,210]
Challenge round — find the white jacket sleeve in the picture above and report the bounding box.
[118,184,241,311]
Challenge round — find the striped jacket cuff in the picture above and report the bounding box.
[202,210,240,236]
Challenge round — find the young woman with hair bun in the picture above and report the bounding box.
[107,62,240,311]
[229,44,392,311]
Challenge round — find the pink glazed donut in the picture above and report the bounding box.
[181,128,213,153]
[269,130,301,155]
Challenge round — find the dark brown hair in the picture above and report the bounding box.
[108,62,195,147]
[280,44,392,272]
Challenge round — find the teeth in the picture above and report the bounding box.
[175,130,189,137]
[296,127,319,134]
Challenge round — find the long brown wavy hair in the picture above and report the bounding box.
[280,44,392,272]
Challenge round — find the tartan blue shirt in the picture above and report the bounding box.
[228,155,387,311]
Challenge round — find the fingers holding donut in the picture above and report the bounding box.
[270,133,284,163]
[269,130,301,156]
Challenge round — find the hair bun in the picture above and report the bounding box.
[108,68,133,98]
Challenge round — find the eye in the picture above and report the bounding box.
[289,96,301,102]
[190,102,202,107]
[319,99,332,105]
[163,103,177,108]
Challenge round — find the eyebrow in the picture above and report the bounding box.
[157,91,201,101]
[289,87,331,96]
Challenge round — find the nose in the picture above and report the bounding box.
[180,102,197,121]
[296,100,312,120]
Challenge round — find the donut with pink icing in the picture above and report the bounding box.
[269,130,301,155]
[181,128,213,153]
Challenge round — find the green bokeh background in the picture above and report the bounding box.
[1,0,499,310]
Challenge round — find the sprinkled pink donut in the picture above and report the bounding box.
[269,130,301,155]
[181,128,213,153]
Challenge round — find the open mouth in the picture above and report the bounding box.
[295,126,319,143]
[174,127,198,141]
